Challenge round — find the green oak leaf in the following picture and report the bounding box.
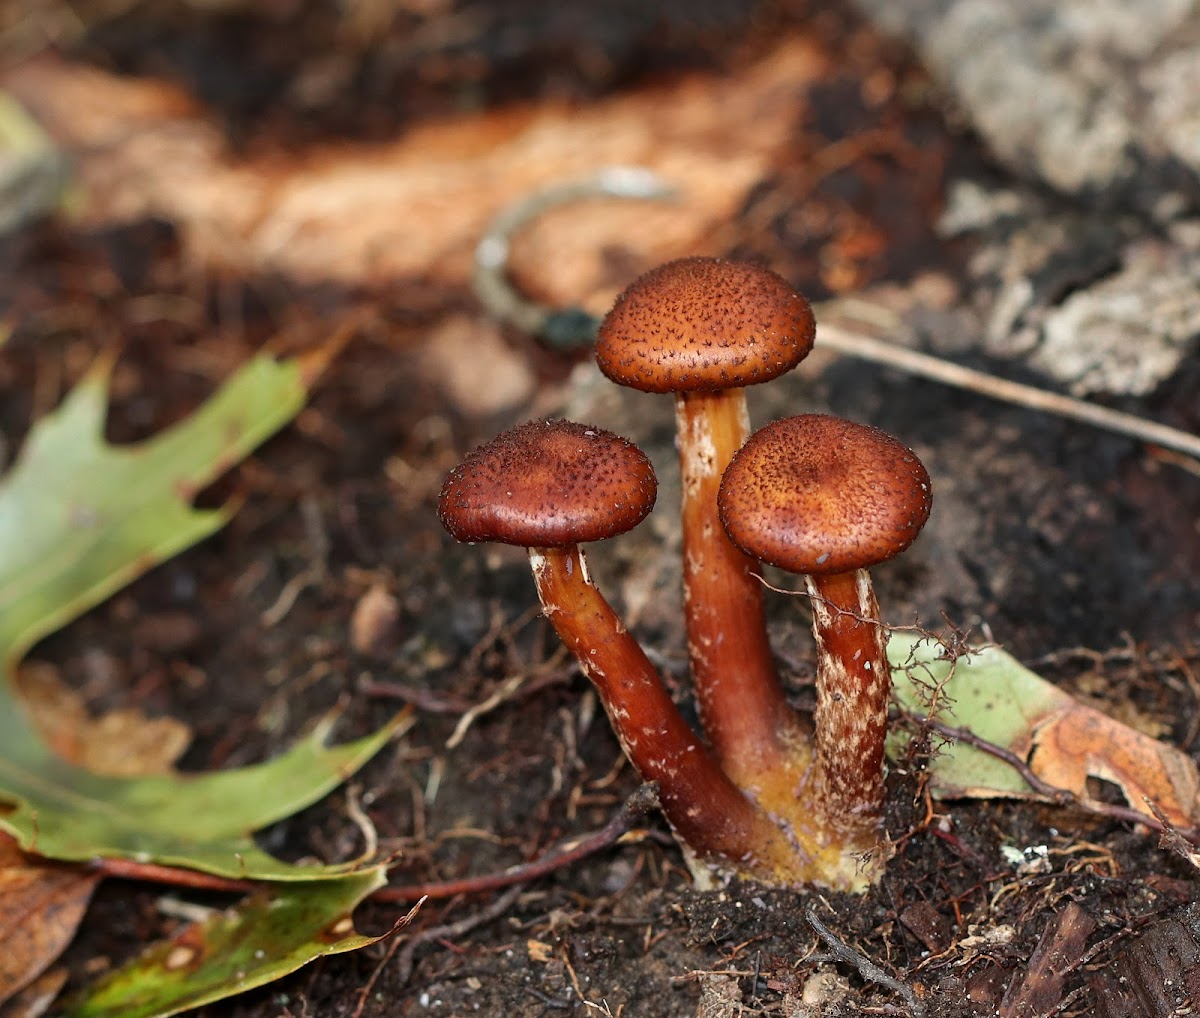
[887,632,1059,796]
[0,345,406,879]
[0,352,310,665]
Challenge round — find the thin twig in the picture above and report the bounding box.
[260,496,330,627]
[78,786,657,903]
[344,783,379,864]
[806,909,925,1016]
[445,671,529,750]
[350,899,426,1018]
[358,678,472,713]
[1146,800,1200,871]
[375,783,659,902]
[394,883,526,986]
[896,707,1200,844]
[444,664,574,750]
[817,320,1200,462]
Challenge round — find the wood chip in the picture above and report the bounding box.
[999,902,1096,1017]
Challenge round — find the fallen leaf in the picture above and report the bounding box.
[0,343,410,879]
[5,39,824,306]
[0,833,99,1008]
[0,350,311,668]
[0,709,409,881]
[61,866,410,1018]
[0,335,409,1014]
[0,967,70,1018]
[889,634,1200,825]
[14,662,189,777]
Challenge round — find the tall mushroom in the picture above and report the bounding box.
[595,258,816,793]
[438,419,798,880]
[718,414,932,861]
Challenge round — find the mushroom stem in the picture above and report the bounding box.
[675,390,805,785]
[805,568,889,846]
[528,543,796,875]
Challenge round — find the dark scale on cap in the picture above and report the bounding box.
[718,415,932,575]
[595,257,816,394]
[438,420,658,547]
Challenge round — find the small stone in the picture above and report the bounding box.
[350,582,401,658]
[419,315,534,416]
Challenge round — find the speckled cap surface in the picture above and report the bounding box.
[438,420,657,547]
[595,257,815,393]
[717,415,931,575]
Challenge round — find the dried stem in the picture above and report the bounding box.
[377,784,661,901]
[806,909,925,1016]
[818,320,1200,464]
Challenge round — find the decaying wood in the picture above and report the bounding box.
[1089,903,1200,1017]
[998,902,1096,1018]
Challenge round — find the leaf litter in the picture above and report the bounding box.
[0,832,99,1011]
[0,3,1195,1013]
[889,632,1200,827]
[0,339,410,1015]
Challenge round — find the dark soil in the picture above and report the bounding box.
[2,2,1199,1016]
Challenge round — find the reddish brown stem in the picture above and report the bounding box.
[82,789,657,904]
[806,568,889,847]
[675,389,806,785]
[86,857,257,893]
[529,544,797,878]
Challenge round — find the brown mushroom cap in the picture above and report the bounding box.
[717,415,931,575]
[595,257,816,393]
[438,420,657,547]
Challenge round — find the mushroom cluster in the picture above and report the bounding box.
[439,258,932,891]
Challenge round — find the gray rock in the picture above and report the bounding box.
[852,0,1200,205]
[1034,238,1200,395]
[937,177,1200,395]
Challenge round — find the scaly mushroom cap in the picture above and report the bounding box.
[595,257,816,393]
[718,414,931,575]
[438,420,657,547]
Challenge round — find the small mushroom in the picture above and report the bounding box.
[595,258,816,789]
[438,419,796,876]
[718,414,932,859]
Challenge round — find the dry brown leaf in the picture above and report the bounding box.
[0,832,99,1008]
[1029,702,1199,827]
[5,38,824,302]
[416,315,535,416]
[0,967,69,1018]
[349,581,401,659]
[14,662,190,777]
[891,636,1200,826]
